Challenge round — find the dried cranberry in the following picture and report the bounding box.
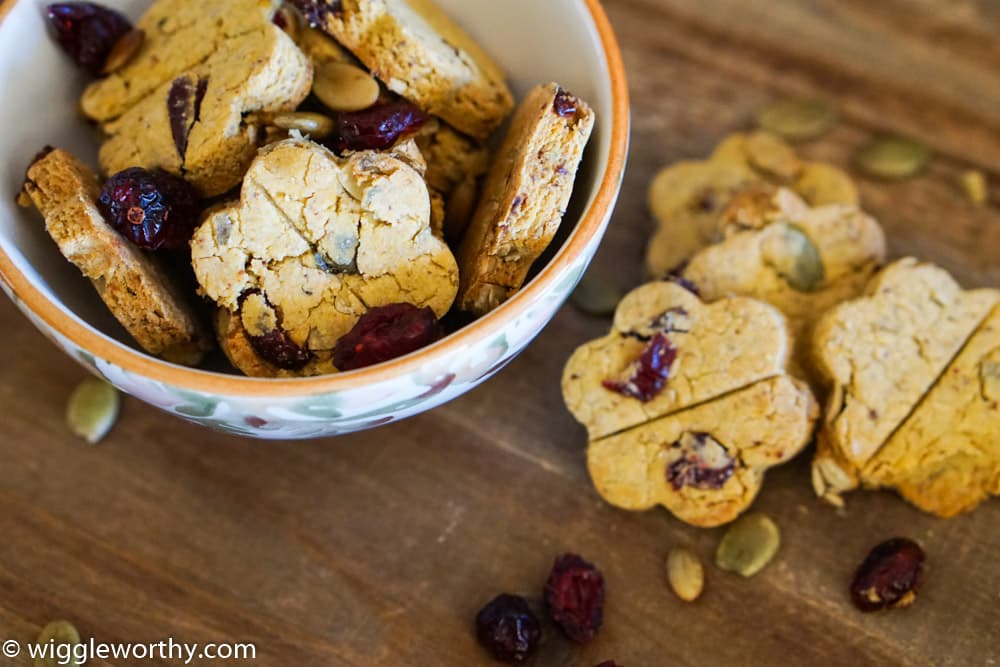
[97,167,201,251]
[553,87,580,118]
[595,662,622,667]
[333,303,442,371]
[239,291,314,370]
[324,100,430,155]
[666,432,735,490]
[286,0,343,26]
[46,3,132,75]
[168,75,208,160]
[850,538,925,612]
[602,332,677,401]
[474,594,541,663]
[544,553,605,644]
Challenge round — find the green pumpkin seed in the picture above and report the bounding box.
[35,620,84,667]
[715,512,781,577]
[66,378,120,445]
[854,136,931,180]
[766,224,825,292]
[755,99,836,143]
[959,169,988,206]
[570,273,623,317]
[666,547,704,602]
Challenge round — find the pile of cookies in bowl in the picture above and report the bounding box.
[19,0,596,379]
[563,125,999,527]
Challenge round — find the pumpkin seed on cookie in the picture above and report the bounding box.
[755,99,837,143]
[854,136,931,180]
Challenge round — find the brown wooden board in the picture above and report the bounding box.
[0,0,998,664]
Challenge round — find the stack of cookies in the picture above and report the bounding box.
[563,131,999,525]
[22,0,595,377]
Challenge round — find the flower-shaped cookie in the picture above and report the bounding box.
[680,187,886,379]
[83,0,313,196]
[588,375,818,527]
[562,281,818,526]
[646,131,858,277]
[190,137,458,377]
[811,258,1000,517]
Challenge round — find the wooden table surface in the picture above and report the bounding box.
[2,1,999,665]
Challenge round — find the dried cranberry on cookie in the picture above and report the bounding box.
[83,0,313,196]
[562,281,818,527]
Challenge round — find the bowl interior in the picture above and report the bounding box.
[0,0,616,377]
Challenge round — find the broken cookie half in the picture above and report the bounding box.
[190,136,459,377]
[562,281,818,527]
[812,258,1000,517]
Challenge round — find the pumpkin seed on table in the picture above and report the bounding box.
[35,620,84,667]
[959,169,988,206]
[570,273,623,317]
[66,377,120,445]
[715,512,781,577]
[101,28,144,75]
[853,136,931,180]
[666,547,704,602]
[313,61,381,113]
[755,98,837,143]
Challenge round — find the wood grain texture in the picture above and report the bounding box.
[1,0,999,665]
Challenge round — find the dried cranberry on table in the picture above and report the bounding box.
[324,100,430,155]
[544,553,605,644]
[333,303,442,371]
[850,538,925,612]
[595,662,622,667]
[46,2,132,75]
[97,167,201,251]
[474,594,542,663]
[602,332,677,401]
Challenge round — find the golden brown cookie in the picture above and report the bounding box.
[646,131,859,277]
[861,306,1000,517]
[587,375,818,527]
[87,0,313,196]
[190,136,458,377]
[680,187,886,379]
[811,258,1000,512]
[306,0,514,141]
[20,149,210,365]
[563,281,792,440]
[457,83,594,316]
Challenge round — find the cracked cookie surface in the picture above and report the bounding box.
[562,281,792,441]
[811,258,1000,511]
[87,0,312,196]
[587,375,818,527]
[680,187,886,380]
[457,83,594,316]
[190,136,458,377]
[646,131,859,277]
[309,0,513,141]
[861,306,1000,517]
[21,149,210,365]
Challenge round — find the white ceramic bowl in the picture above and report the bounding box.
[0,0,628,439]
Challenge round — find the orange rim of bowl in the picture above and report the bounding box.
[0,0,629,397]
